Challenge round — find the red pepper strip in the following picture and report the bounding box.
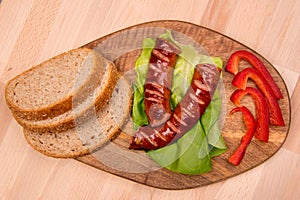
[230,87,269,142]
[225,50,283,99]
[232,68,285,126]
[228,106,256,166]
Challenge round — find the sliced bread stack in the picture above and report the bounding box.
[5,48,132,158]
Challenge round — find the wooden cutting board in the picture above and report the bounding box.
[76,20,290,190]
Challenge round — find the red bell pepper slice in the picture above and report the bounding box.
[230,87,269,142]
[225,50,283,99]
[232,68,284,126]
[229,106,256,166]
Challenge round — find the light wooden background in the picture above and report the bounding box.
[1,0,300,199]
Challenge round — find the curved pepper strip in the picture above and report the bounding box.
[229,106,256,166]
[225,50,283,99]
[232,68,284,126]
[230,87,269,142]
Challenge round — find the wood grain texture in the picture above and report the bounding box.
[1,0,300,199]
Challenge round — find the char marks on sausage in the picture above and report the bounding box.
[130,64,221,150]
[144,38,180,128]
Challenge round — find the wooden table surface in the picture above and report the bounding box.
[1,0,300,199]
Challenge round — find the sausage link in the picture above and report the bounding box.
[130,64,220,150]
[144,38,180,127]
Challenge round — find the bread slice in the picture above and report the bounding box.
[13,62,119,133]
[5,48,109,120]
[23,76,132,158]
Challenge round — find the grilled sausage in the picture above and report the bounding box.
[130,63,220,150]
[144,38,180,127]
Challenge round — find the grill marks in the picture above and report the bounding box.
[130,64,220,150]
[144,38,180,128]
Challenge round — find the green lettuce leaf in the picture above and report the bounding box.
[132,38,155,129]
[170,44,200,109]
[200,89,227,157]
[147,121,211,174]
